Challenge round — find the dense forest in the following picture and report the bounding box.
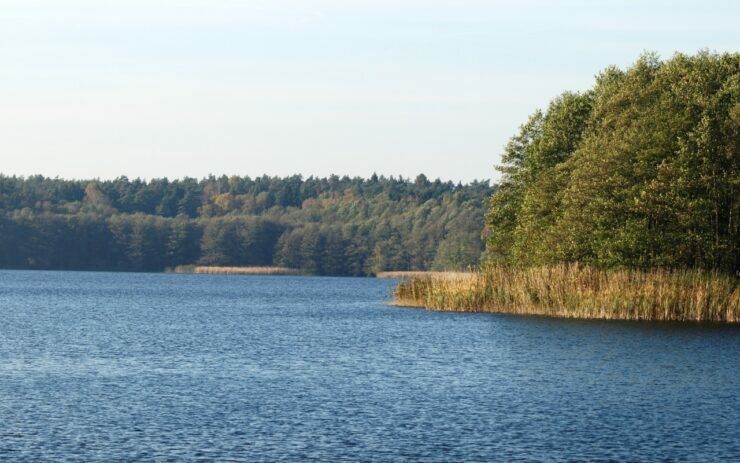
[0,174,493,275]
[485,51,739,273]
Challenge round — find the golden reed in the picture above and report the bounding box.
[393,264,739,323]
[376,271,474,280]
[170,265,303,276]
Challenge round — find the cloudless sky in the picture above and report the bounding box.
[1,0,738,183]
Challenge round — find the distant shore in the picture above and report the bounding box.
[169,267,478,278]
[168,265,304,276]
[393,264,739,323]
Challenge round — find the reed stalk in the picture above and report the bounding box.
[169,265,303,276]
[376,271,474,280]
[393,264,739,323]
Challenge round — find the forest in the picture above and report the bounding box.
[0,174,493,275]
[485,51,738,274]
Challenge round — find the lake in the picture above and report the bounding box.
[0,270,738,462]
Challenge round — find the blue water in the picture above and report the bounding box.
[0,270,738,462]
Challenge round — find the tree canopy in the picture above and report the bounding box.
[0,174,493,275]
[485,51,739,273]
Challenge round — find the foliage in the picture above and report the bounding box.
[486,51,739,273]
[0,174,493,275]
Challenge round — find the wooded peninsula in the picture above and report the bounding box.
[397,51,739,322]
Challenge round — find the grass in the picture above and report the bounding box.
[393,264,740,323]
[169,265,303,276]
[376,271,474,279]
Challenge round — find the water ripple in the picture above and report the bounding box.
[0,270,738,462]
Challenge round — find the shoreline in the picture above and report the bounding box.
[168,265,304,276]
[393,264,740,324]
[0,267,431,279]
[390,300,740,326]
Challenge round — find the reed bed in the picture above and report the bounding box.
[393,264,740,323]
[376,271,474,280]
[170,265,303,276]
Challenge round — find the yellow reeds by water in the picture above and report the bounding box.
[376,271,474,280]
[393,264,740,323]
[170,265,303,276]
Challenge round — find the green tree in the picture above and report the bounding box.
[486,51,739,273]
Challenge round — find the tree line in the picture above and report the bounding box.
[0,174,493,275]
[485,51,739,273]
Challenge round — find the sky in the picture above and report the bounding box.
[1,1,738,183]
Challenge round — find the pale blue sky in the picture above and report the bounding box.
[1,1,738,182]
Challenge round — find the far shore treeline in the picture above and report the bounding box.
[0,174,493,275]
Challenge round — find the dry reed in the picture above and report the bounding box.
[393,264,739,323]
[376,271,474,280]
[170,265,303,276]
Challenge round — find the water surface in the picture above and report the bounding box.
[1,270,738,461]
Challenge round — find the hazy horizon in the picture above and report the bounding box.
[2,0,738,183]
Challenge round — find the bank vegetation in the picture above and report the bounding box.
[395,51,739,322]
[395,265,739,322]
[170,265,303,275]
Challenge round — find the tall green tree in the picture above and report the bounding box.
[486,51,739,273]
